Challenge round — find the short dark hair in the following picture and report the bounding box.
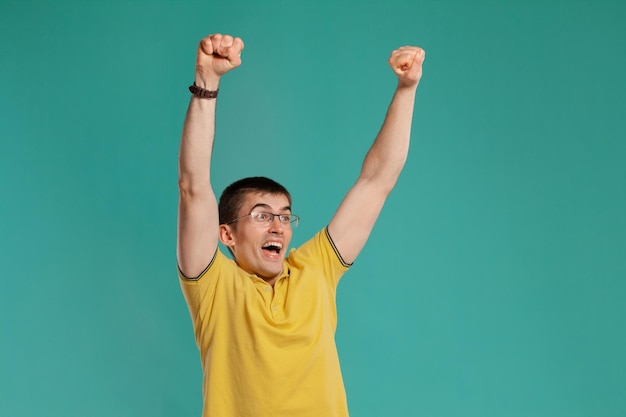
[218,177,292,225]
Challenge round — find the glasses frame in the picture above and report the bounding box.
[227,211,300,228]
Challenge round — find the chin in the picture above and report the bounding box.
[258,265,282,280]
[265,268,282,278]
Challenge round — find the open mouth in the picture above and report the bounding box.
[262,241,283,255]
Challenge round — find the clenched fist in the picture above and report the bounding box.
[195,33,245,87]
[388,46,425,88]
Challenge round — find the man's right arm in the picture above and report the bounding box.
[177,34,244,278]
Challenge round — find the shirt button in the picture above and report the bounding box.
[265,286,272,291]
[272,305,278,311]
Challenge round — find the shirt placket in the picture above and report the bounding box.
[270,278,286,320]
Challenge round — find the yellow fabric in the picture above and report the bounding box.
[179,228,351,417]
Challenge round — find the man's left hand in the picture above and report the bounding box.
[388,46,425,88]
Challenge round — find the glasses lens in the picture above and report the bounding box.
[250,212,269,223]
[248,212,299,227]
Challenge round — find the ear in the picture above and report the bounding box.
[219,224,236,248]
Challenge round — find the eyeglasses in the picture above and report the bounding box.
[228,211,300,227]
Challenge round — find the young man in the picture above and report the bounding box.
[177,33,424,417]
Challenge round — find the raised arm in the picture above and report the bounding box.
[327,46,425,265]
[177,34,244,278]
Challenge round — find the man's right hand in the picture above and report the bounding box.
[195,33,244,87]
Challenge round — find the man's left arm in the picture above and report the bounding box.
[328,46,425,265]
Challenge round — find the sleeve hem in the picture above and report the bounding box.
[324,227,353,268]
[178,250,218,281]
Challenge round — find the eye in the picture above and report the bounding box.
[252,211,270,221]
[279,214,292,223]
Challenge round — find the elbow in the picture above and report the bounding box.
[178,175,211,199]
[360,161,406,195]
[357,174,398,198]
[178,177,192,196]
[378,178,399,197]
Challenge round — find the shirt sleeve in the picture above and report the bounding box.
[178,250,233,341]
[287,227,351,288]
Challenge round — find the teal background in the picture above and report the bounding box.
[2,0,625,416]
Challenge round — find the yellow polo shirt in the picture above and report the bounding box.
[179,228,351,417]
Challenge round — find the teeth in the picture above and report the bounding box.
[263,242,283,249]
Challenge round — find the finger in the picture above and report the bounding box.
[408,48,425,78]
[232,37,244,54]
[412,48,425,65]
[199,35,216,56]
[389,51,412,73]
[226,37,244,67]
[389,47,424,71]
[217,35,234,57]
[210,33,223,54]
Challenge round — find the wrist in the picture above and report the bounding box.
[396,83,419,95]
[396,80,419,92]
[189,82,219,99]
[194,70,221,90]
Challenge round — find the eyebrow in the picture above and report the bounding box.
[250,203,292,212]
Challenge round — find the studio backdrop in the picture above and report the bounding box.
[1,1,625,416]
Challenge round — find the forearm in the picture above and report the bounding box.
[359,84,417,193]
[178,87,219,195]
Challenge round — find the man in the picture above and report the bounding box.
[177,33,424,417]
